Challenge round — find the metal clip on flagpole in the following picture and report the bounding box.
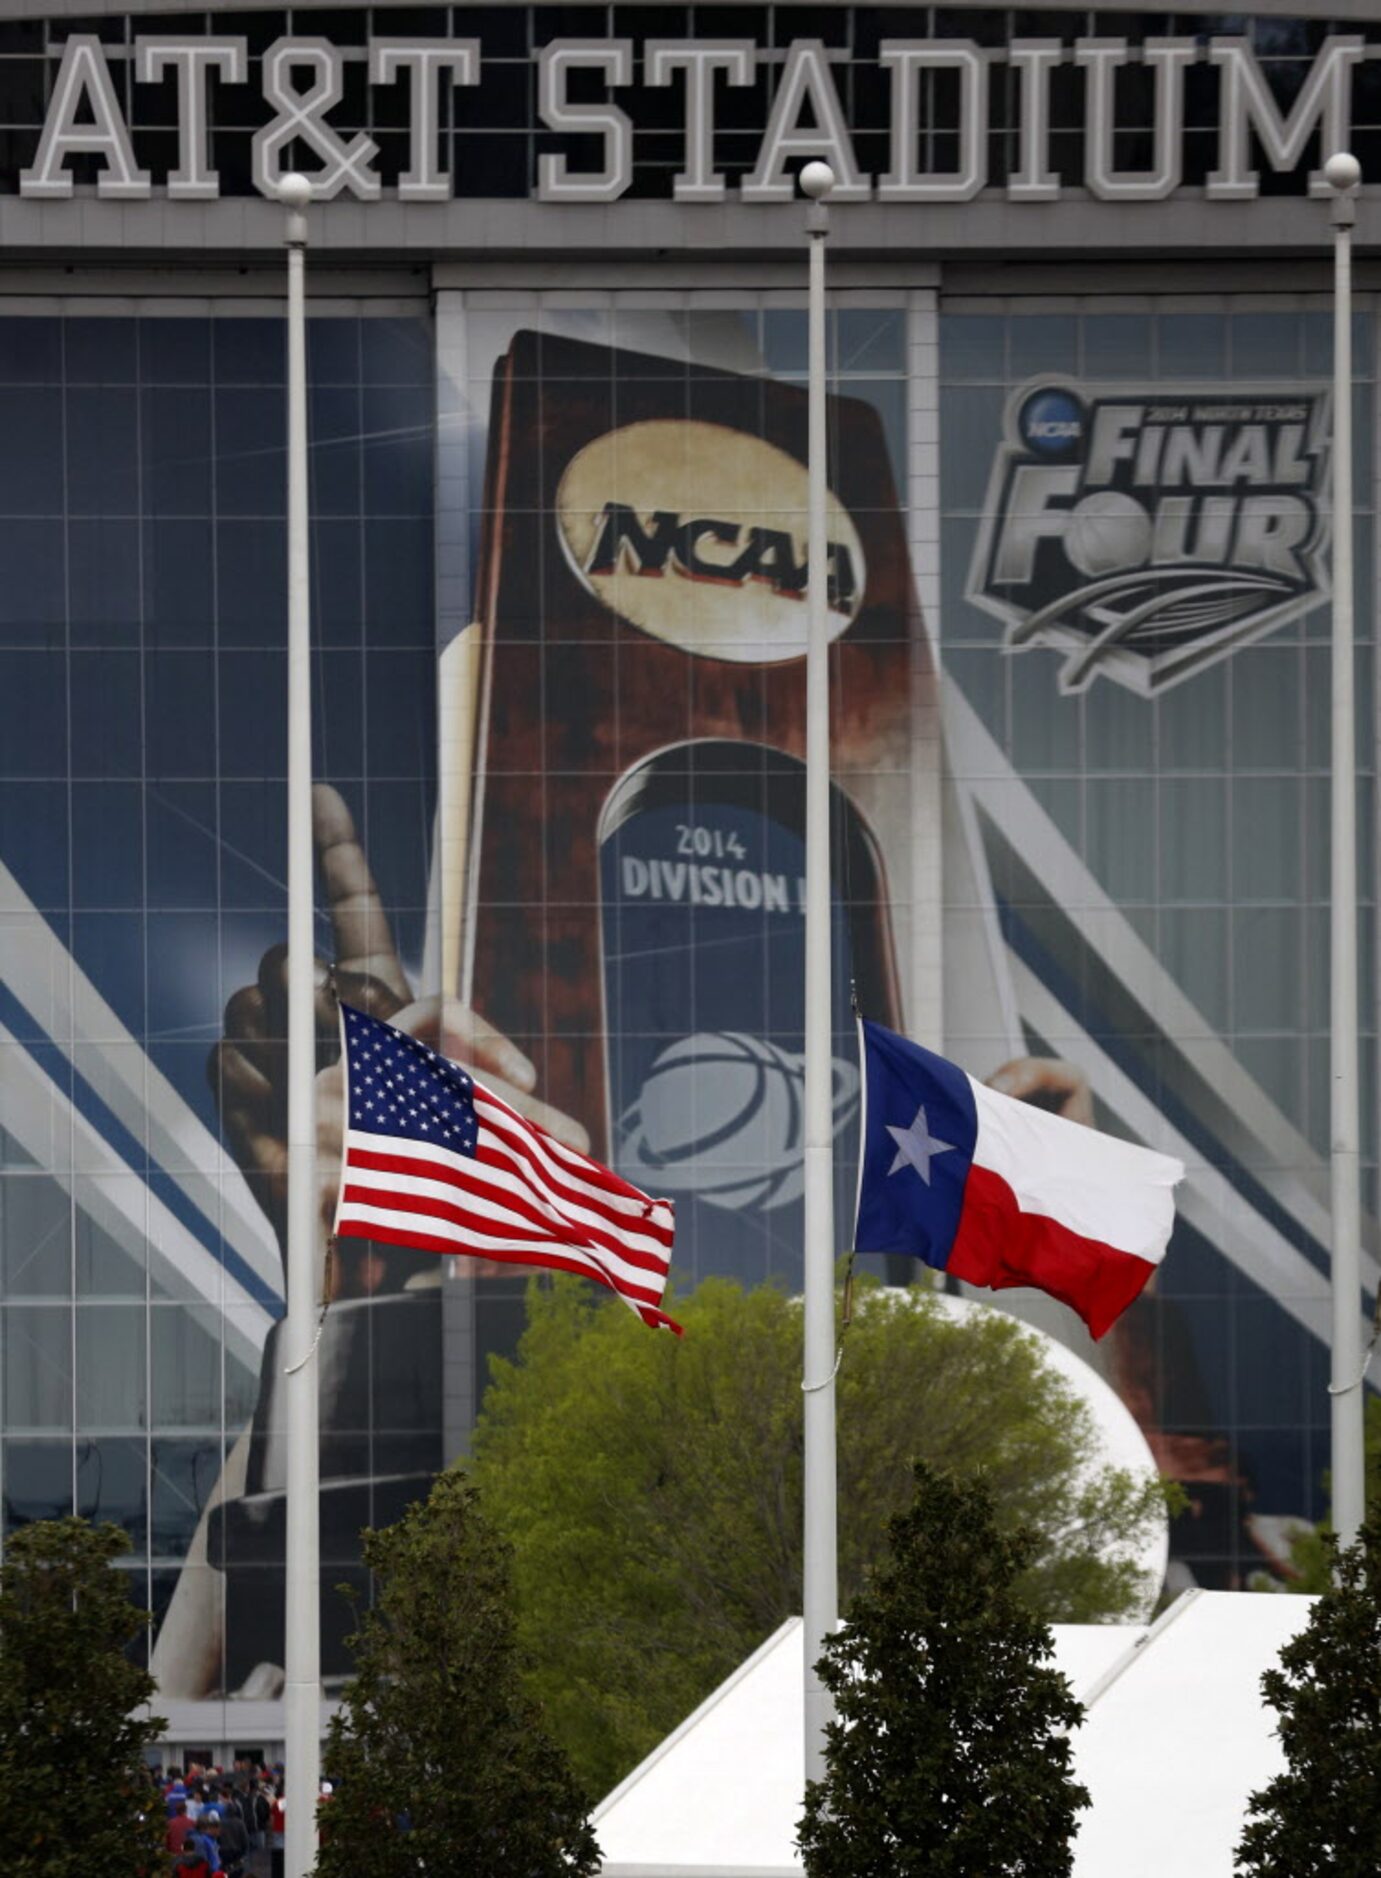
[278,168,323,1878]
[799,156,839,1795]
[1322,152,1367,1551]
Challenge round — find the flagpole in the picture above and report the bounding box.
[1323,150,1366,1553]
[278,168,322,1878]
[800,155,838,1792]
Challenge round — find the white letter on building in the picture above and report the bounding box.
[741,40,870,201]
[537,41,633,202]
[1007,39,1062,201]
[1208,34,1363,199]
[369,39,479,201]
[1076,38,1197,200]
[253,38,381,200]
[645,39,754,202]
[134,37,246,199]
[878,41,987,201]
[21,35,150,198]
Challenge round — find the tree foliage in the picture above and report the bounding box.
[1286,1394,1381,1591]
[1236,1511,1381,1877]
[469,1275,1169,1797]
[0,1518,165,1878]
[317,1470,599,1878]
[799,1461,1090,1877]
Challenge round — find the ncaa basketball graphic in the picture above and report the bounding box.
[968,377,1332,695]
[617,1032,860,1211]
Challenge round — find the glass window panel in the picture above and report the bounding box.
[1008,314,1077,380]
[760,309,808,375]
[65,318,136,384]
[76,1435,148,1554]
[74,1183,146,1297]
[143,518,215,647]
[1233,647,1303,771]
[213,319,285,386]
[0,388,62,513]
[1009,661,1081,772]
[70,782,144,910]
[1159,776,1227,902]
[65,387,138,516]
[360,315,433,388]
[0,648,68,778]
[1233,1034,1305,1136]
[68,519,142,646]
[1086,776,1155,904]
[0,1126,38,1169]
[140,318,211,387]
[1158,313,1227,378]
[0,1173,70,1297]
[1082,314,1152,379]
[1232,777,1300,902]
[76,1304,146,1432]
[1085,681,1153,774]
[1025,775,1082,854]
[150,1303,222,1431]
[1232,906,1302,1033]
[362,384,435,515]
[939,313,1004,382]
[1160,905,1230,1031]
[70,650,142,778]
[939,385,1007,511]
[846,377,906,493]
[942,647,1006,746]
[836,307,905,373]
[142,385,213,518]
[3,1437,73,1532]
[151,1437,221,1560]
[0,519,65,632]
[1229,313,1302,379]
[3,1305,73,1430]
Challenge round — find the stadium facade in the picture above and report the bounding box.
[0,0,1377,1754]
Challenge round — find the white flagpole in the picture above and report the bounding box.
[279,169,322,1878]
[1323,151,1366,1552]
[800,156,838,1791]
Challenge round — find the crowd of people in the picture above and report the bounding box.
[160,1762,313,1878]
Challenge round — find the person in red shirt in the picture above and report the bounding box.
[268,1788,285,1878]
[166,1802,195,1857]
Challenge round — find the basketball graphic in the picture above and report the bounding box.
[617,1032,860,1211]
[1063,490,1153,578]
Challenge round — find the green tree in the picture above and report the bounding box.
[799,1461,1090,1877]
[0,1518,165,1878]
[1286,1394,1381,1591]
[469,1275,1169,1797]
[1236,1511,1381,1875]
[317,1470,599,1878]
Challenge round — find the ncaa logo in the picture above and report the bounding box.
[555,420,866,665]
[1019,388,1084,459]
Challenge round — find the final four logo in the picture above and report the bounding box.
[968,379,1332,695]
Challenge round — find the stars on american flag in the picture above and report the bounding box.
[342,1004,480,1156]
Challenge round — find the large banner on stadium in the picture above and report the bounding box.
[1,293,1377,1708]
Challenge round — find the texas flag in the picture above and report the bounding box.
[854,1020,1183,1339]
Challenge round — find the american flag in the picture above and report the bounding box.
[333,1004,681,1333]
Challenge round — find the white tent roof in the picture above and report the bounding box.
[594,1589,1315,1878]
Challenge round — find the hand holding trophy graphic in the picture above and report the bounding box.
[153,784,585,1700]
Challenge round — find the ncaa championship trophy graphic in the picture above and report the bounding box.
[467,331,917,1292]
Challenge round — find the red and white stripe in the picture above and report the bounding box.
[334,1079,681,1333]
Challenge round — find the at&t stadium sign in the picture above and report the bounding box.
[13,28,1380,206]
